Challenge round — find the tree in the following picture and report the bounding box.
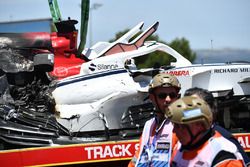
[109,29,196,69]
[169,37,196,63]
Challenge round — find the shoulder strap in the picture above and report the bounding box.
[211,150,236,166]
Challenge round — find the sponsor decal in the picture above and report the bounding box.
[53,66,68,77]
[52,65,81,78]
[97,64,119,70]
[89,63,119,72]
[213,68,250,73]
[166,70,190,76]
[89,63,96,71]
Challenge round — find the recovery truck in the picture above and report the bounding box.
[0,0,249,166]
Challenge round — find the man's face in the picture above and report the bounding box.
[149,87,179,112]
[173,122,204,146]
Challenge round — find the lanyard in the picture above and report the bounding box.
[145,118,168,161]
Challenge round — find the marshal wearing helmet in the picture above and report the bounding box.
[166,96,245,167]
[128,73,180,167]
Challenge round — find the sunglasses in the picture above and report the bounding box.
[157,92,177,99]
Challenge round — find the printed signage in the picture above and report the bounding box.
[0,140,139,166]
[166,70,190,76]
[234,133,250,152]
[89,63,119,71]
[213,68,250,73]
[84,142,139,160]
[0,134,249,166]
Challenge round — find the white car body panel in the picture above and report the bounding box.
[52,22,250,132]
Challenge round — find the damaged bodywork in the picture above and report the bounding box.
[0,20,250,150]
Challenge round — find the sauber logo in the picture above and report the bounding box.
[89,63,119,71]
[166,70,190,76]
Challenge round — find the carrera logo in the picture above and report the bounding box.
[166,70,190,76]
[89,63,119,71]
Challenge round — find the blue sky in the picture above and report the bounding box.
[0,0,250,50]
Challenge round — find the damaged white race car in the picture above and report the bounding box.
[0,21,249,147]
[53,21,250,135]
